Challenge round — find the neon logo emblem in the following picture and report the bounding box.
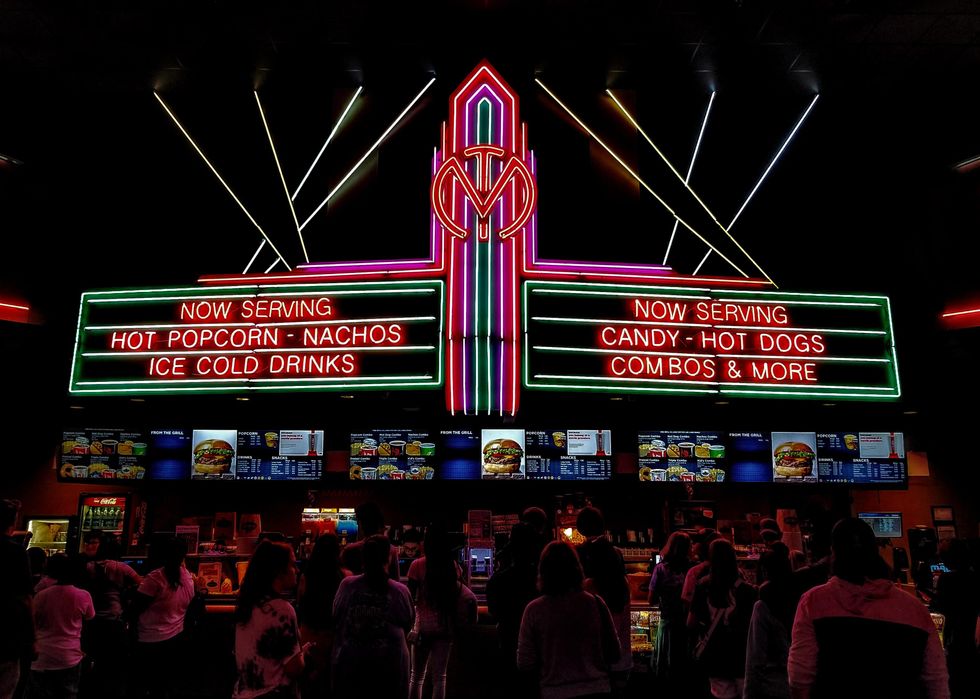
[432,144,537,242]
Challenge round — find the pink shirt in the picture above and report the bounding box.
[32,585,95,671]
[137,567,196,643]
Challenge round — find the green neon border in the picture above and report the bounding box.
[70,280,445,395]
[522,280,900,401]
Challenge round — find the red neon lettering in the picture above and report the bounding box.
[238,297,335,321]
[195,355,261,377]
[268,353,357,376]
[599,326,680,349]
[148,356,187,377]
[166,327,281,350]
[109,331,158,351]
[179,301,233,321]
[608,355,716,380]
[631,299,688,321]
[698,330,747,352]
[301,324,404,347]
[757,333,826,355]
[749,361,818,383]
[693,302,789,326]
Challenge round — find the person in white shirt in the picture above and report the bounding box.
[30,554,94,699]
[130,537,197,699]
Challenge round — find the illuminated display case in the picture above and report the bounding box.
[630,606,660,666]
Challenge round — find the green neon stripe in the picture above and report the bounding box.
[478,98,492,146]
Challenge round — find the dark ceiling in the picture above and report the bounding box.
[1,0,978,439]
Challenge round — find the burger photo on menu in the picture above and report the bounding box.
[480,429,526,480]
[190,429,237,479]
[771,432,818,483]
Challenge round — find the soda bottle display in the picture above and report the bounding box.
[595,430,606,457]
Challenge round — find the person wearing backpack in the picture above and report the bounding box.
[688,539,757,699]
[406,523,477,699]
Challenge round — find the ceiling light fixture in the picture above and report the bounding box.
[695,93,819,276]
[299,78,437,232]
[535,78,751,279]
[153,92,292,271]
[255,91,309,263]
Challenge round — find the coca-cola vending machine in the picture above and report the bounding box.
[77,493,136,554]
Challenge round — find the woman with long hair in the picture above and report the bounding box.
[688,539,757,699]
[407,523,477,699]
[131,536,197,699]
[332,535,414,699]
[233,541,304,699]
[297,534,349,698]
[583,537,632,695]
[518,541,621,698]
[744,542,796,699]
[649,531,692,688]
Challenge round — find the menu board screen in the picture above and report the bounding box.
[60,430,148,481]
[481,429,527,480]
[727,432,774,483]
[349,430,436,480]
[858,512,903,538]
[438,430,482,480]
[190,429,238,480]
[817,432,906,484]
[771,432,818,483]
[236,430,324,481]
[148,429,192,480]
[525,429,612,480]
[638,431,727,482]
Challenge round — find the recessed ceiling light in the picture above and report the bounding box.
[340,395,355,400]
[715,400,729,405]
[903,410,918,415]
[236,397,250,401]
[69,405,85,410]
[822,403,836,407]
[610,396,624,401]
[129,398,145,403]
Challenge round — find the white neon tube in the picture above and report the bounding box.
[153,92,291,271]
[292,86,362,201]
[664,91,714,265]
[535,79,750,279]
[299,78,436,232]
[696,94,820,276]
[255,91,309,263]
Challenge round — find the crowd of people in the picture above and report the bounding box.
[2,496,978,699]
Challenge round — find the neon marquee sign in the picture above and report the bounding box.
[70,62,899,405]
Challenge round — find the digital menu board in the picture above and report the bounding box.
[236,430,324,481]
[771,432,818,483]
[438,430,482,480]
[858,512,903,538]
[727,432,774,483]
[348,430,436,480]
[524,429,612,480]
[480,429,526,480]
[638,431,727,482]
[817,432,906,484]
[147,429,192,480]
[190,429,238,480]
[60,430,148,481]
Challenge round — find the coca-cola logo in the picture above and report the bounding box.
[93,497,118,505]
